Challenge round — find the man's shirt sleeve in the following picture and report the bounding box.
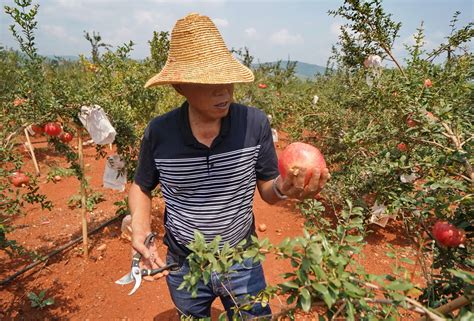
[133,125,160,192]
[255,116,279,181]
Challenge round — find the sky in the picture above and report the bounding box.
[1,0,472,66]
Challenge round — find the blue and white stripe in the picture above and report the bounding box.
[155,146,261,248]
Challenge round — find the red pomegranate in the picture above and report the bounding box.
[432,221,465,248]
[44,122,62,136]
[278,142,326,186]
[10,171,30,187]
[31,124,44,134]
[60,132,74,143]
[397,143,408,152]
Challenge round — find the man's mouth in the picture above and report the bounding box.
[214,101,229,108]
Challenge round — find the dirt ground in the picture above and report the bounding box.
[0,134,422,320]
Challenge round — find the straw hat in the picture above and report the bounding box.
[144,13,254,87]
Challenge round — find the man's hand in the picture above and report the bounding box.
[131,231,168,281]
[277,165,330,200]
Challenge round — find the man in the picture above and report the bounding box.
[128,13,330,319]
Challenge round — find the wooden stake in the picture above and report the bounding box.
[24,128,40,176]
[77,129,89,257]
[416,296,471,321]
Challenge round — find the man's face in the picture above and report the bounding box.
[174,83,234,121]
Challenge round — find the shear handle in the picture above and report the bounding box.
[141,263,180,277]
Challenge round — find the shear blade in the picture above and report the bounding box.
[115,272,133,285]
[128,278,141,295]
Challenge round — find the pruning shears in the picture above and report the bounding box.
[115,232,178,295]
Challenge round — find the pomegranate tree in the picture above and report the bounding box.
[432,221,465,248]
[278,142,326,186]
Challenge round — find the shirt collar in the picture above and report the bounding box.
[179,101,232,148]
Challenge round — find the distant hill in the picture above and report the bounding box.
[40,55,326,78]
[44,55,80,61]
[253,60,326,79]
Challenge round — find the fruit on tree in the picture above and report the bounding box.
[406,116,417,128]
[278,142,326,186]
[425,111,438,121]
[60,132,74,143]
[432,221,465,248]
[31,124,44,134]
[13,97,27,107]
[424,79,433,88]
[397,143,408,152]
[44,122,62,136]
[258,83,267,89]
[10,171,30,187]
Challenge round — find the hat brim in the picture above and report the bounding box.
[144,55,254,88]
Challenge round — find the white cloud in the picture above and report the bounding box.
[245,27,257,38]
[42,25,80,44]
[212,18,229,28]
[270,29,304,45]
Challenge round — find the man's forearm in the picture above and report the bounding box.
[129,182,153,234]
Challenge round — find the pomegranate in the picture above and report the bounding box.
[425,111,438,121]
[432,221,465,248]
[397,143,408,152]
[258,83,267,89]
[44,122,62,136]
[406,116,417,128]
[60,132,74,143]
[31,124,44,134]
[278,142,326,186]
[424,79,432,88]
[13,97,27,107]
[10,171,30,187]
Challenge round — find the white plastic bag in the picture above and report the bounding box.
[120,214,132,241]
[78,105,116,145]
[364,55,383,87]
[364,54,382,68]
[369,202,395,228]
[103,154,127,191]
[312,95,319,105]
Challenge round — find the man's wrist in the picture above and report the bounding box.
[272,176,287,200]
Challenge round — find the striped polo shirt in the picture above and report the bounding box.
[134,101,278,257]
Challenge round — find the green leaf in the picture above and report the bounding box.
[448,269,474,283]
[280,281,300,290]
[400,257,415,264]
[299,288,311,312]
[385,280,413,292]
[346,300,355,321]
[345,235,364,243]
[44,297,54,306]
[312,283,334,308]
[343,281,365,297]
[218,312,227,321]
[311,265,327,279]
